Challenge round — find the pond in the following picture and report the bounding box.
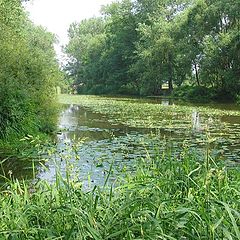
[38,95,240,188]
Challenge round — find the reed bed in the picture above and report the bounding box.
[0,140,239,240]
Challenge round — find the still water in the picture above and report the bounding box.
[38,98,240,187]
[1,97,239,186]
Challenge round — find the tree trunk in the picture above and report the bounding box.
[168,53,174,92]
[194,62,200,86]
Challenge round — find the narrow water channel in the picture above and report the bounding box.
[1,97,239,187]
[38,104,154,187]
[38,98,240,188]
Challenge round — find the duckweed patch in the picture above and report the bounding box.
[59,95,240,163]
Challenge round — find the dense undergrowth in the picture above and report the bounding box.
[172,86,239,103]
[0,0,62,152]
[0,140,239,239]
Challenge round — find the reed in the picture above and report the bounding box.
[0,141,239,239]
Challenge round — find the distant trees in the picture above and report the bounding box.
[64,0,239,99]
[0,0,62,140]
[65,17,107,93]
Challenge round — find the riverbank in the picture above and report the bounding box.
[72,85,240,105]
[1,94,240,238]
[171,86,240,104]
[0,142,239,239]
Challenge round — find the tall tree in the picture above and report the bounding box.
[64,0,240,99]
[0,0,61,139]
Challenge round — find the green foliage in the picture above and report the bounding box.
[173,86,216,102]
[64,0,240,101]
[64,1,139,95]
[0,141,239,239]
[0,0,62,142]
[64,17,107,93]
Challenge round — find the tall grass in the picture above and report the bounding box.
[0,141,239,239]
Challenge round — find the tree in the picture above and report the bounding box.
[0,0,62,140]
[65,17,107,93]
[63,0,240,100]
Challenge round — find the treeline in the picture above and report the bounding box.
[65,0,240,100]
[0,0,62,142]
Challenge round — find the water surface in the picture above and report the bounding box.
[38,97,240,187]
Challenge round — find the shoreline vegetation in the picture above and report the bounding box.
[0,94,239,239]
[0,139,239,239]
[0,0,240,238]
[64,0,239,102]
[0,0,63,157]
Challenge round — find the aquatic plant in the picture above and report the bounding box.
[59,95,240,163]
[0,138,239,239]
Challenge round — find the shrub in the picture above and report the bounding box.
[0,1,61,142]
[173,86,216,103]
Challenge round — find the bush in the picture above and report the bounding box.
[117,83,139,95]
[212,89,236,102]
[186,86,215,102]
[173,86,216,103]
[0,1,61,142]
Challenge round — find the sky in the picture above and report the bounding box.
[24,0,113,59]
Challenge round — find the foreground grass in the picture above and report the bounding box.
[0,144,239,239]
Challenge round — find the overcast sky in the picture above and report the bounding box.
[24,0,113,59]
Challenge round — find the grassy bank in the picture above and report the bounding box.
[0,142,239,239]
[0,94,239,239]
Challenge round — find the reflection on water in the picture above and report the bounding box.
[1,98,240,186]
[161,98,174,106]
[192,111,201,132]
[39,105,155,187]
[57,104,132,142]
[38,101,240,188]
[0,156,34,182]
